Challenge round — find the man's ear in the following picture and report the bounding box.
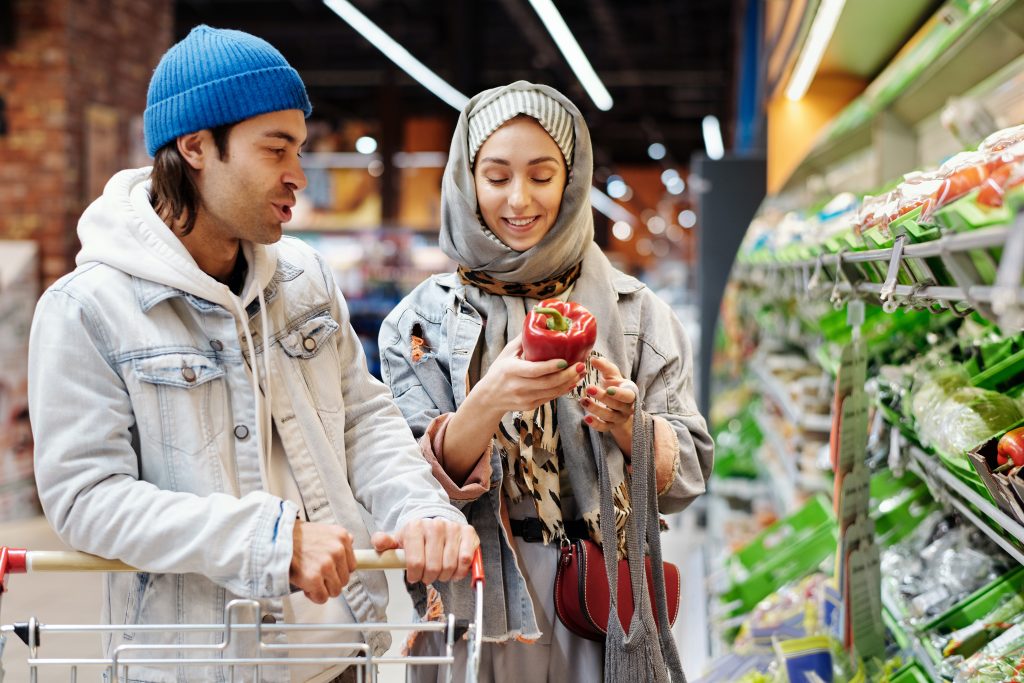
[176,130,211,171]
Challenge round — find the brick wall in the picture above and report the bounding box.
[0,0,172,286]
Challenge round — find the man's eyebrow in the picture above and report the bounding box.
[262,130,307,147]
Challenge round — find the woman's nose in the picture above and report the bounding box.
[508,180,529,211]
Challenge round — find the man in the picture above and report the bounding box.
[28,25,477,683]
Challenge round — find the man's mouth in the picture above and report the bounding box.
[272,203,293,222]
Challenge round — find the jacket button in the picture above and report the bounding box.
[210,340,224,352]
[302,336,317,352]
[261,614,276,624]
[181,367,197,383]
[234,425,249,440]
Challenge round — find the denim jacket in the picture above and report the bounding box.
[28,169,465,682]
[378,269,714,640]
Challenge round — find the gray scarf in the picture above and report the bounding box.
[439,81,629,548]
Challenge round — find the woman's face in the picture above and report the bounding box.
[473,116,568,252]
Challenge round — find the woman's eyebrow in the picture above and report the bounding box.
[478,157,509,166]
[528,156,559,165]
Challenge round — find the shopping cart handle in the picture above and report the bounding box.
[471,546,484,587]
[0,547,408,574]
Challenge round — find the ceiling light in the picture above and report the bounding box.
[702,115,724,160]
[785,0,846,101]
[323,0,470,110]
[660,169,679,185]
[647,216,666,234]
[606,177,629,199]
[612,221,632,241]
[678,209,697,228]
[526,0,613,111]
[647,143,666,160]
[355,136,377,154]
[590,188,636,226]
[666,177,685,195]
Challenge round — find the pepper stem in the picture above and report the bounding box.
[534,306,569,332]
[994,461,1015,475]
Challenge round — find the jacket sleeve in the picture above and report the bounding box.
[633,293,714,514]
[319,264,467,532]
[29,288,298,599]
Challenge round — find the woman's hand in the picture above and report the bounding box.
[580,356,636,456]
[441,334,585,484]
[473,334,586,417]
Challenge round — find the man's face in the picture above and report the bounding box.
[196,109,308,245]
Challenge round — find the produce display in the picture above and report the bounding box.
[708,117,1024,681]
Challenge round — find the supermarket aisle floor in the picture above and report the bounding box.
[0,513,709,682]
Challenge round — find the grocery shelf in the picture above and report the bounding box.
[906,445,1024,566]
[880,586,945,683]
[782,0,1024,193]
[737,216,1024,329]
[752,363,834,433]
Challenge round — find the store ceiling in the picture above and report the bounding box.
[175,0,738,169]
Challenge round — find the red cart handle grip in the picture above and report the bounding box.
[0,546,27,593]
[471,546,484,587]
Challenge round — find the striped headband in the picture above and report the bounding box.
[467,88,575,171]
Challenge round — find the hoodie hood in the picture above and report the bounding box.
[76,167,278,310]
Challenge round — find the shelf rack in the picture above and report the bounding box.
[735,214,1024,332]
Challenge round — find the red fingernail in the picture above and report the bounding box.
[581,398,590,406]
[584,416,593,424]
[586,386,598,396]
[575,363,585,373]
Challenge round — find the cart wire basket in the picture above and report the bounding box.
[0,545,484,683]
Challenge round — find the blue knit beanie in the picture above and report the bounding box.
[144,25,312,157]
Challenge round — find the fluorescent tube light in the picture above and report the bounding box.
[526,0,613,111]
[323,0,470,110]
[785,0,846,101]
[702,115,724,160]
[324,0,632,224]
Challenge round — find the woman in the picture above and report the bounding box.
[379,81,713,682]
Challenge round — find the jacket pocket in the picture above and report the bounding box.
[279,313,342,413]
[133,351,227,467]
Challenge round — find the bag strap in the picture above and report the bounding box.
[592,382,686,682]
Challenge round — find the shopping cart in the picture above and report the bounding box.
[0,545,484,683]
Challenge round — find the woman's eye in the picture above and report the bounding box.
[486,177,509,185]
[533,177,554,184]
[269,148,286,156]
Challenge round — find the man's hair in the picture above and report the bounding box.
[150,124,234,236]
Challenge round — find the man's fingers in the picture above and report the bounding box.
[455,527,480,581]
[419,520,447,584]
[402,521,426,584]
[371,531,400,552]
[438,524,462,583]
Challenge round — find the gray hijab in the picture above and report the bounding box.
[439,81,594,282]
[439,80,632,550]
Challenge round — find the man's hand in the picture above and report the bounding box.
[290,520,358,604]
[372,518,479,584]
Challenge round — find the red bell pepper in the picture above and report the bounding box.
[995,426,1024,473]
[521,299,597,365]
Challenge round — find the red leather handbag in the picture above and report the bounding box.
[554,538,681,642]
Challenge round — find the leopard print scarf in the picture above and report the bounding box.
[459,260,630,552]
[457,260,582,298]
[494,353,631,554]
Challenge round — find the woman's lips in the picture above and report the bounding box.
[502,216,539,231]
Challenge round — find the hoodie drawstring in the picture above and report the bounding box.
[257,284,274,487]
